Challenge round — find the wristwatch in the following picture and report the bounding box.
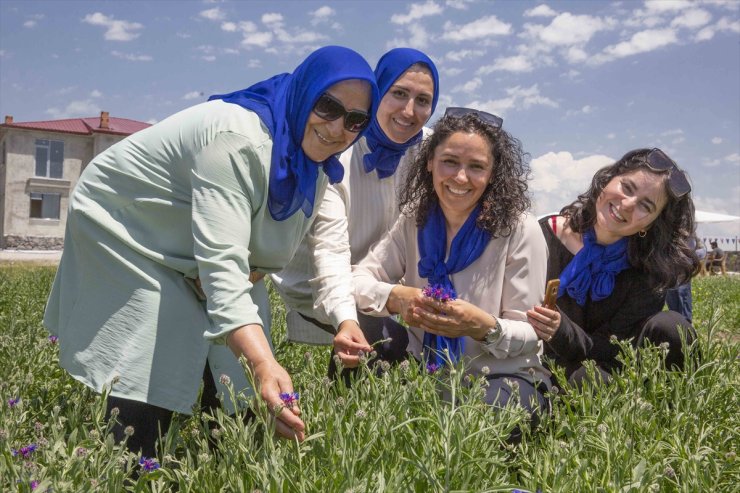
[480,318,503,345]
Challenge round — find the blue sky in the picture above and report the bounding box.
[1,0,738,243]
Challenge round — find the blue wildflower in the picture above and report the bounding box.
[11,443,38,458]
[426,362,440,374]
[279,391,300,407]
[7,397,19,408]
[48,335,58,344]
[138,456,160,472]
[422,283,457,302]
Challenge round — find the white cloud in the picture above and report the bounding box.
[452,77,482,94]
[242,31,273,48]
[23,14,44,28]
[83,12,143,41]
[183,91,203,100]
[446,0,473,9]
[111,50,152,62]
[238,21,258,33]
[726,153,740,164]
[262,13,284,26]
[566,105,594,117]
[444,49,485,62]
[46,99,102,119]
[441,15,512,41]
[467,84,558,117]
[221,21,237,32]
[90,89,102,98]
[310,6,336,25]
[711,137,723,144]
[246,59,262,68]
[529,151,613,214]
[537,13,614,46]
[387,24,431,50]
[477,55,533,74]
[695,16,740,41]
[24,20,37,28]
[591,28,678,64]
[671,8,712,29]
[199,7,225,21]
[442,67,464,77]
[607,133,616,139]
[391,1,443,25]
[524,4,558,18]
[702,158,722,167]
[661,129,684,137]
[644,0,694,13]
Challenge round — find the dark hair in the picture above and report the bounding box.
[561,148,697,291]
[398,113,530,237]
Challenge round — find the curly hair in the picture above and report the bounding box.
[398,112,530,238]
[561,148,697,291]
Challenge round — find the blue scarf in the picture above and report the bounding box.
[417,203,491,366]
[209,46,379,221]
[558,228,630,306]
[363,48,439,179]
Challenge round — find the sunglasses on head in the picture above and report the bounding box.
[312,92,370,133]
[642,148,691,198]
[444,107,503,129]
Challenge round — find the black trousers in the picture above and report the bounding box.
[568,310,696,388]
[104,361,223,457]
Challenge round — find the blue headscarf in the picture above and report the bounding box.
[209,46,379,221]
[418,202,491,366]
[558,228,631,306]
[363,48,439,179]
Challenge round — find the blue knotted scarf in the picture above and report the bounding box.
[418,202,491,366]
[363,48,439,179]
[558,228,630,306]
[209,46,379,221]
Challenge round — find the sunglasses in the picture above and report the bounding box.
[312,92,371,133]
[444,106,503,129]
[643,148,691,198]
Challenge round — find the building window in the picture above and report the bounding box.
[30,192,61,219]
[35,139,64,178]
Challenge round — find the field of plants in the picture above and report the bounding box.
[1,265,738,492]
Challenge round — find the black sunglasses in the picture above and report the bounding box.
[312,92,370,133]
[643,148,691,198]
[444,106,503,129]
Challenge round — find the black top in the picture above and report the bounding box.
[540,216,665,374]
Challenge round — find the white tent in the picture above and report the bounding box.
[695,210,740,224]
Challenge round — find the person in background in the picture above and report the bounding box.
[527,148,697,388]
[352,108,549,429]
[271,48,439,380]
[44,46,379,457]
[665,235,705,323]
[707,240,725,273]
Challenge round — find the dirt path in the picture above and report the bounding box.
[0,249,61,266]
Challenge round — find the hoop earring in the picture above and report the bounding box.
[638,230,647,238]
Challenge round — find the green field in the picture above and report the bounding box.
[1,266,738,492]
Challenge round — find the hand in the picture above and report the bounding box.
[252,358,306,441]
[226,325,305,441]
[333,320,372,368]
[526,305,561,343]
[386,286,425,324]
[410,297,493,340]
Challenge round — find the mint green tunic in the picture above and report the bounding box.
[44,100,328,414]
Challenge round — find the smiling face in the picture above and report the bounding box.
[376,65,434,144]
[594,168,669,244]
[427,131,493,227]
[302,79,372,162]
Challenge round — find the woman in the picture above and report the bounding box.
[271,48,439,372]
[43,46,379,456]
[527,148,697,387]
[352,108,549,421]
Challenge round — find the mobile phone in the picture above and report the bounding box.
[543,279,560,309]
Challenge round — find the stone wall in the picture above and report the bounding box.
[2,234,64,250]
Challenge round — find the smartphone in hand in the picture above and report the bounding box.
[543,279,560,309]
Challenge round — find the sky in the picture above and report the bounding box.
[1,0,739,244]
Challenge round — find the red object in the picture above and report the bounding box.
[2,114,150,136]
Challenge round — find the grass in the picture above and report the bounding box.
[1,266,738,492]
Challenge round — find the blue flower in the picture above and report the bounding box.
[11,443,38,458]
[138,456,160,472]
[7,397,19,408]
[426,362,440,374]
[422,283,457,302]
[279,392,300,407]
[48,335,58,344]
